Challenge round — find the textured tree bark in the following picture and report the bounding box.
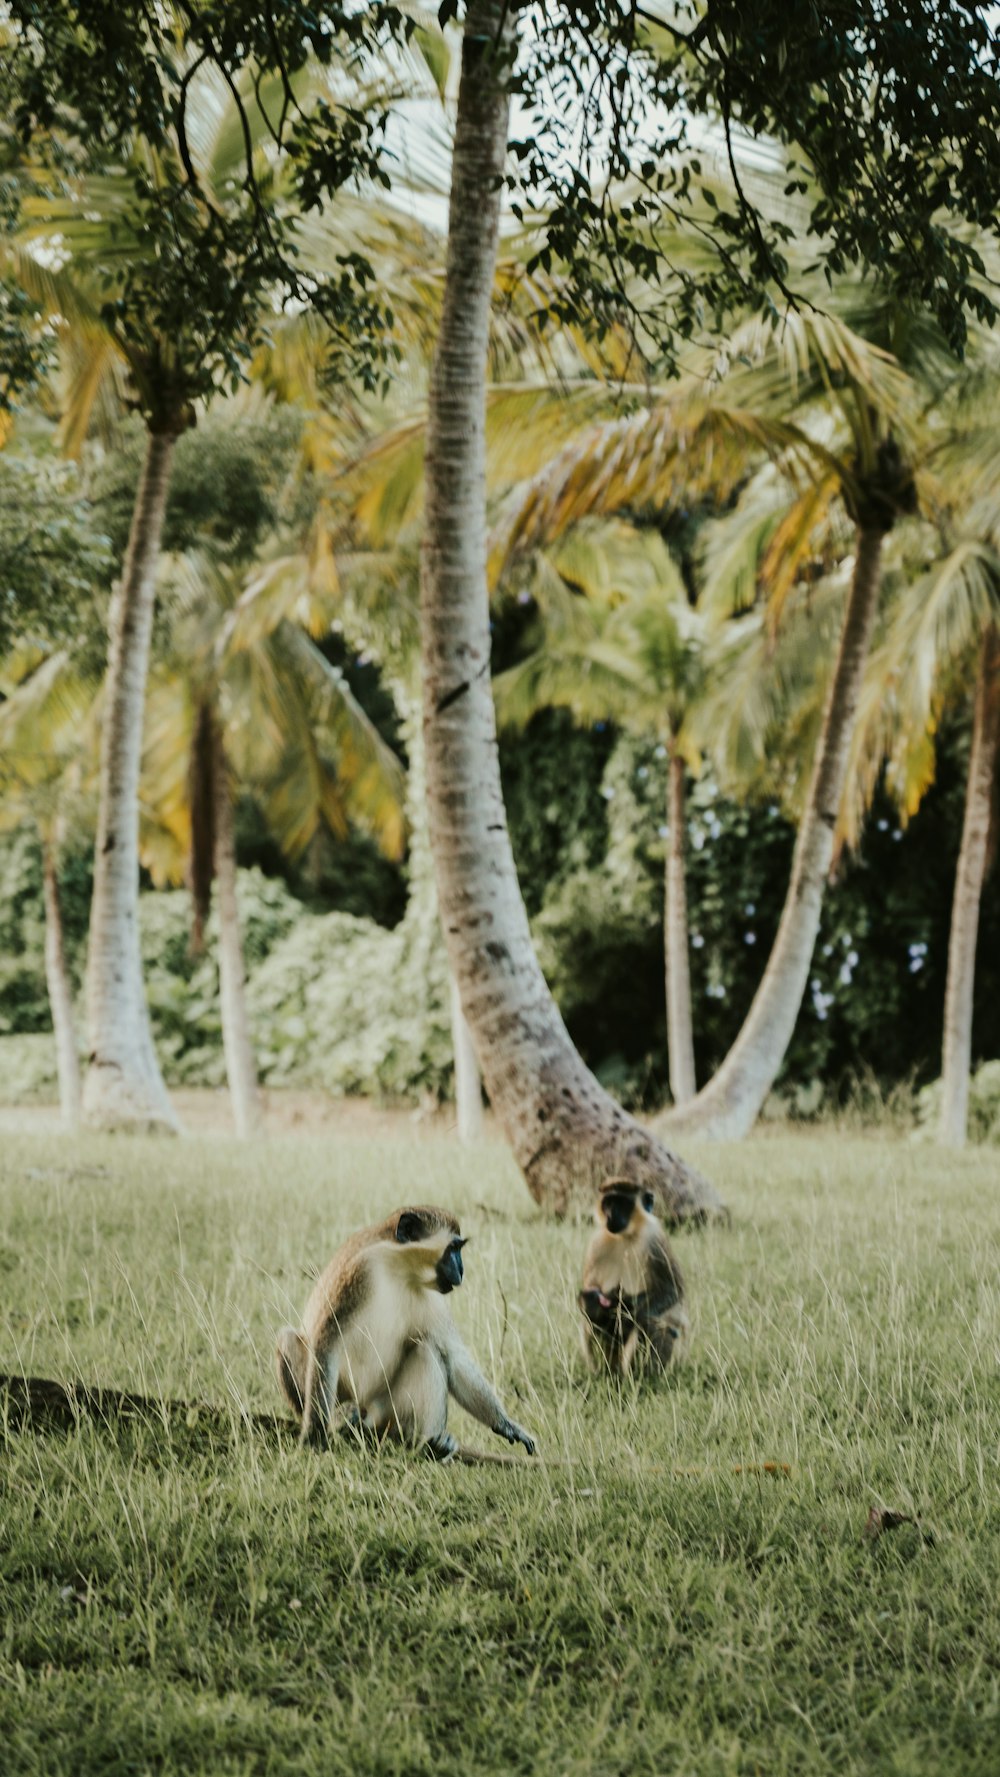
[82,424,179,1132]
[213,724,261,1139]
[42,840,81,1129]
[665,749,697,1105]
[450,972,484,1141]
[940,622,1000,1147]
[418,0,722,1219]
[659,525,886,1141]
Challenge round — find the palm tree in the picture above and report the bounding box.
[493,305,920,1140]
[140,546,405,1136]
[7,29,429,1130]
[665,416,916,1136]
[494,521,706,1105]
[416,0,723,1218]
[911,357,1000,1147]
[835,499,1000,1144]
[11,112,258,1130]
[737,330,1000,1147]
[0,648,98,1126]
[941,619,1000,1144]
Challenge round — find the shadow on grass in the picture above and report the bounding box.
[0,1374,538,1468]
[0,1372,292,1463]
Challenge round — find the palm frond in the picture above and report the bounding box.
[139,672,194,887]
[222,550,339,657]
[759,470,842,632]
[488,382,834,574]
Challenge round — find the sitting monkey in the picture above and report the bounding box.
[579,1178,689,1377]
[276,1204,535,1460]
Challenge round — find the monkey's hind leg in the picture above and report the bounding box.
[300,1342,339,1450]
[579,1320,600,1374]
[379,1340,453,1455]
[650,1302,691,1370]
[618,1327,641,1379]
[275,1328,309,1419]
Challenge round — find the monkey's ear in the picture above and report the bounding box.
[395,1211,426,1244]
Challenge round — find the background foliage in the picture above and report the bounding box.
[2,686,997,1117]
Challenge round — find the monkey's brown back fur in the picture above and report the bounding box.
[301,1206,460,1348]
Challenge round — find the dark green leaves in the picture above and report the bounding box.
[4,3,414,425]
[512,2,1000,368]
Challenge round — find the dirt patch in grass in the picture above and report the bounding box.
[0,1086,494,1141]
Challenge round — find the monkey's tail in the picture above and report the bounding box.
[448,1443,541,1468]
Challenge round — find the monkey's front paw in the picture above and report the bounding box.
[337,1407,371,1447]
[425,1432,459,1462]
[498,1419,536,1456]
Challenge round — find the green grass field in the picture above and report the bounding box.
[2,1128,999,1776]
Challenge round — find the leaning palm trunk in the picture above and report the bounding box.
[212,725,261,1139]
[665,749,697,1105]
[42,839,81,1129]
[396,681,483,1140]
[419,1,721,1219]
[82,426,179,1132]
[660,525,887,1140]
[450,973,484,1141]
[939,623,1000,1146]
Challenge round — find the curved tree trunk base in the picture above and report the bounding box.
[518,1095,726,1223]
[418,5,725,1230]
[81,1062,180,1136]
[653,1097,753,1144]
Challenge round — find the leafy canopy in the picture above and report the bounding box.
[500,1,1000,364]
[4,2,433,426]
[0,448,113,657]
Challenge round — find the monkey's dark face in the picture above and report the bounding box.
[392,1208,466,1293]
[602,1193,634,1235]
[435,1243,468,1300]
[434,1237,466,1295]
[600,1188,654,1235]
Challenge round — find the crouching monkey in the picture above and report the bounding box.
[579,1178,689,1377]
[276,1205,536,1461]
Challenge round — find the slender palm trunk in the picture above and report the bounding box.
[940,623,1000,1146]
[418,1,722,1219]
[660,525,886,1140]
[42,839,81,1129]
[213,725,260,1139]
[450,972,484,1141]
[82,424,179,1132]
[665,748,697,1105]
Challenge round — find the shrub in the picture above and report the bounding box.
[246,906,452,1101]
[916,1059,1000,1145]
[0,1033,61,1102]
